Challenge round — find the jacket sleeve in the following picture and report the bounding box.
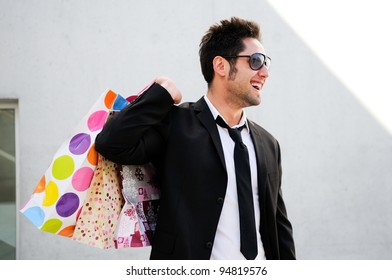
[95,83,174,165]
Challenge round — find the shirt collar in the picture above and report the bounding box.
[203,95,249,131]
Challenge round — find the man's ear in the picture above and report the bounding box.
[212,56,228,78]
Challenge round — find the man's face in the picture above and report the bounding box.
[226,38,270,108]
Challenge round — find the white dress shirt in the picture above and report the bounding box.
[204,95,266,260]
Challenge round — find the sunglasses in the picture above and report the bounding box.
[223,53,271,70]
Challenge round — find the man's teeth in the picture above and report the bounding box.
[251,83,261,90]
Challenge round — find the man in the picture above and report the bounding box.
[95,17,295,260]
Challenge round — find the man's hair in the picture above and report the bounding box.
[199,17,261,86]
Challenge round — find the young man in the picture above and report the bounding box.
[95,17,295,260]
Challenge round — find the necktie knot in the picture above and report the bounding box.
[216,116,245,143]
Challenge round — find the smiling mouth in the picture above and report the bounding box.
[251,82,262,91]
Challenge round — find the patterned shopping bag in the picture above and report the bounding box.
[71,153,124,248]
[20,81,159,248]
[20,89,129,237]
[114,164,160,248]
[72,110,160,249]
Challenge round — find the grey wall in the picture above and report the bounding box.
[1,0,391,259]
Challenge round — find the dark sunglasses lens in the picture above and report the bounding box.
[249,54,264,70]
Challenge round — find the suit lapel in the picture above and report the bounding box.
[193,97,268,188]
[194,97,226,170]
[248,121,268,200]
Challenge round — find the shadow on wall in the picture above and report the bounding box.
[247,1,392,259]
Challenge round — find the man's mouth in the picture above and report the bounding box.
[251,82,262,91]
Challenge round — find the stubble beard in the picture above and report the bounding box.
[227,79,261,109]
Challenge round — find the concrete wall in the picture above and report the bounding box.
[1,0,391,259]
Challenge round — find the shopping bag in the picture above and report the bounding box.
[21,81,159,249]
[20,89,130,237]
[71,153,124,248]
[114,164,160,248]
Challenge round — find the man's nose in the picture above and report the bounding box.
[257,65,269,78]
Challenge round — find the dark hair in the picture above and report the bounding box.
[199,17,261,86]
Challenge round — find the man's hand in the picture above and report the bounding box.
[155,76,182,104]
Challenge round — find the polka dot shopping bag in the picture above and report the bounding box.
[20,84,153,245]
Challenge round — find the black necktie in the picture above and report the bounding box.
[216,116,258,260]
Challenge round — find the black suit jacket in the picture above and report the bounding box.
[95,83,295,259]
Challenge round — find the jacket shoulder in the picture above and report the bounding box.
[249,119,278,143]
